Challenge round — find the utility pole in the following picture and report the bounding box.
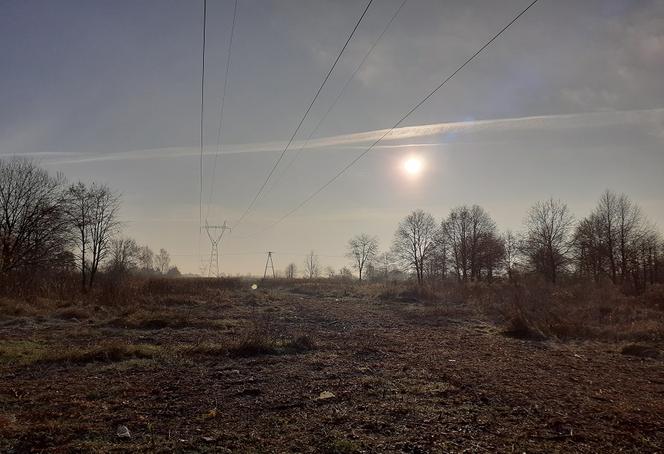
[263,251,275,279]
[204,220,231,277]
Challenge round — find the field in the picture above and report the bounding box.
[1,278,663,453]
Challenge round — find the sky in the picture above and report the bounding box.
[1,0,663,276]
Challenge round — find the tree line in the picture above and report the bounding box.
[0,158,178,292]
[343,192,663,293]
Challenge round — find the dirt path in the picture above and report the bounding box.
[1,287,662,452]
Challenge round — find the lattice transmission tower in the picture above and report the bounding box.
[263,251,275,279]
[203,220,231,277]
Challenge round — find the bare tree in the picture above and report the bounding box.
[633,230,659,290]
[574,212,606,282]
[441,205,500,282]
[595,191,620,282]
[325,266,336,279]
[108,237,139,273]
[155,248,171,275]
[303,250,320,279]
[166,266,181,277]
[65,182,91,290]
[392,209,438,284]
[66,181,120,290]
[0,158,70,275]
[523,198,574,283]
[346,233,379,281]
[376,251,396,282]
[138,245,154,272]
[339,266,354,280]
[616,193,646,285]
[502,230,521,283]
[481,233,505,282]
[659,239,664,284]
[285,262,297,279]
[87,184,121,289]
[426,230,449,280]
[575,191,650,287]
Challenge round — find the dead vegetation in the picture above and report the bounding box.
[0,340,161,366]
[494,281,664,342]
[43,343,161,365]
[621,343,661,359]
[186,332,316,358]
[367,278,664,344]
[0,277,662,452]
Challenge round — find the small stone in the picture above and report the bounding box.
[116,425,131,439]
[318,391,335,400]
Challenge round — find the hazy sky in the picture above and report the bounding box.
[2,0,663,275]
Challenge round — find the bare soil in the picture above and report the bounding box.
[1,282,662,453]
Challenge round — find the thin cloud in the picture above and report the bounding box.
[41,108,664,165]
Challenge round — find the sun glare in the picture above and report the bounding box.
[403,156,424,177]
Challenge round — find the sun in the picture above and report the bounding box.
[403,156,424,177]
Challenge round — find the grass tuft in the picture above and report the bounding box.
[184,333,316,358]
[621,344,661,359]
[42,343,160,365]
[1,340,160,365]
[54,307,91,320]
[320,437,361,454]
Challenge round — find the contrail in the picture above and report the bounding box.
[37,108,664,165]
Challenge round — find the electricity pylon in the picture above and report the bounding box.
[203,220,231,277]
[263,251,275,279]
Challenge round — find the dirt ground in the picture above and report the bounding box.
[1,281,663,453]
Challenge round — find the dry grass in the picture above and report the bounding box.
[319,437,362,454]
[492,281,664,342]
[0,297,62,319]
[1,276,663,452]
[0,341,48,365]
[53,307,91,320]
[41,342,161,364]
[105,307,196,330]
[0,340,161,366]
[621,343,661,359]
[365,278,664,343]
[643,285,664,309]
[0,298,34,318]
[185,332,316,358]
[143,276,244,296]
[2,275,663,346]
[377,284,440,303]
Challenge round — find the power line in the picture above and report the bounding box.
[232,0,374,229]
[171,250,346,258]
[237,0,540,239]
[197,0,208,255]
[265,0,409,196]
[206,0,239,221]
